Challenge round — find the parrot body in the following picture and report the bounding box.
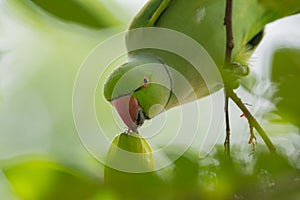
[104,0,300,132]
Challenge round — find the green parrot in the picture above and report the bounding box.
[104,0,300,132]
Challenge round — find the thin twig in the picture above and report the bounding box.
[224,89,231,156]
[228,90,276,154]
[248,124,256,145]
[248,124,256,155]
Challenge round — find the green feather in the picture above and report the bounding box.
[104,0,300,122]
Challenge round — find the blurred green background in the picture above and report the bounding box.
[0,1,300,199]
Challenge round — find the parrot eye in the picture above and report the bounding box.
[142,76,150,88]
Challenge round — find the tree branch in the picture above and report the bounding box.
[228,90,276,154]
[224,0,234,65]
[223,0,276,155]
[223,0,234,156]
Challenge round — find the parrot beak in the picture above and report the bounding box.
[112,95,140,132]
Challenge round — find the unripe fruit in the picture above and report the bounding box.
[104,132,156,194]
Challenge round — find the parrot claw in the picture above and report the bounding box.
[125,129,131,135]
[125,128,138,135]
[222,62,249,89]
[226,62,249,77]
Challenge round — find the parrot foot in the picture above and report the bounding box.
[221,62,249,89]
[227,62,249,77]
[125,127,138,135]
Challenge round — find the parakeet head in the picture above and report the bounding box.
[104,54,172,132]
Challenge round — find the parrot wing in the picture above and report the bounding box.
[129,0,300,66]
[129,0,173,29]
[124,0,300,109]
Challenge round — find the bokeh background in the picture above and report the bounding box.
[0,1,300,199]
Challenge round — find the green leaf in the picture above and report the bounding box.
[7,0,121,29]
[271,49,300,127]
[3,159,102,200]
[30,0,120,29]
[166,148,201,199]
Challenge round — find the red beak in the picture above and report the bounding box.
[112,96,139,131]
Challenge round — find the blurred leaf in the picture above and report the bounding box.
[258,0,300,16]
[252,152,300,200]
[271,49,300,127]
[254,153,292,175]
[29,0,120,29]
[167,149,201,200]
[3,159,103,200]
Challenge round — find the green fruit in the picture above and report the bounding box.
[104,133,158,197]
[105,132,154,173]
